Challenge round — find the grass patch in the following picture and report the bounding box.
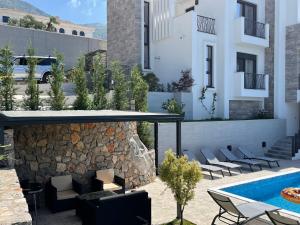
[161,219,196,225]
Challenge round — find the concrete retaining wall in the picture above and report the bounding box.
[157,119,286,164]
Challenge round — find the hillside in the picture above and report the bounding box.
[0,0,49,16]
[83,23,107,40]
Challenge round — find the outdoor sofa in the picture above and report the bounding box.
[45,175,84,213]
[81,190,151,225]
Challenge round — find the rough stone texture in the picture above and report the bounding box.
[107,0,142,66]
[264,0,275,116]
[229,100,262,120]
[0,129,15,168]
[0,169,32,225]
[13,122,155,189]
[285,23,300,102]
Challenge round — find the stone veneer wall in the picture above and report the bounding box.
[229,100,262,120]
[107,0,142,66]
[13,122,155,189]
[264,0,275,116]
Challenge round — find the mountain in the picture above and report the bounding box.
[84,23,107,40]
[0,0,49,17]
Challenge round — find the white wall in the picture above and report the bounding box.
[157,119,286,164]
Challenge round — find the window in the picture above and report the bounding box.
[80,31,85,36]
[59,28,65,33]
[14,57,27,66]
[2,16,10,23]
[237,52,256,74]
[237,0,257,36]
[144,1,150,69]
[38,58,57,66]
[72,30,78,35]
[185,6,194,13]
[206,45,214,88]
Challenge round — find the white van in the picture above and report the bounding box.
[13,56,57,83]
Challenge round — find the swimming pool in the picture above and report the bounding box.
[219,170,300,215]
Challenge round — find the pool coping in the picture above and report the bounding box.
[209,169,300,218]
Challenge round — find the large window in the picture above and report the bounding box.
[237,52,256,74]
[206,45,214,88]
[237,0,257,36]
[80,31,85,36]
[2,16,10,23]
[144,1,150,69]
[72,30,78,35]
[59,28,65,33]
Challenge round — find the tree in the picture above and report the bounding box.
[131,66,152,148]
[46,16,59,32]
[24,45,42,110]
[19,15,46,30]
[48,51,65,110]
[160,150,202,225]
[162,99,185,115]
[111,61,128,110]
[0,46,16,110]
[73,57,91,110]
[92,53,107,109]
[8,18,18,26]
[172,70,194,92]
[143,72,160,91]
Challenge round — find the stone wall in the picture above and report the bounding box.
[13,122,155,189]
[0,169,32,225]
[229,100,262,120]
[107,0,142,66]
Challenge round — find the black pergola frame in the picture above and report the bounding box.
[0,110,184,171]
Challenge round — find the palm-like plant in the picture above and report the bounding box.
[46,16,59,32]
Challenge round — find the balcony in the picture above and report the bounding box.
[234,17,269,47]
[234,72,269,98]
[197,15,216,35]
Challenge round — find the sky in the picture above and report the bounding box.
[23,0,107,25]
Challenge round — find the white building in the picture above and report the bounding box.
[108,0,300,137]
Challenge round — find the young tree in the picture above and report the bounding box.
[160,150,202,225]
[24,46,42,110]
[111,61,128,110]
[0,46,16,110]
[46,16,59,32]
[131,65,152,148]
[48,51,66,110]
[73,57,91,110]
[92,53,107,109]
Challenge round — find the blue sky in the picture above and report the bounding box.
[23,0,107,24]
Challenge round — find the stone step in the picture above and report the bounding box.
[265,152,292,160]
[267,149,293,156]
[271,146,292,152]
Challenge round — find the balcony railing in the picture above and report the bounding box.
[197,15,216,35]
[244,73,266,90]
[244,18,266,39]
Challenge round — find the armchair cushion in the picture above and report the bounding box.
[57,190,79,200]
[96,169,114,184]
[51,175,72,192]
[103,183,122,192]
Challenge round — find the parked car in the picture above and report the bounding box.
[13,56,57,83]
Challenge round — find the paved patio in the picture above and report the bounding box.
[36,160,300,225]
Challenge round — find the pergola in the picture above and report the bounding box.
[0,110,184,171]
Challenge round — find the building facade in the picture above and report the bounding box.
[108,0,300,136]
[0,8,95,38]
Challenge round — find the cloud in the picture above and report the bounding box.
[68,0,82,8]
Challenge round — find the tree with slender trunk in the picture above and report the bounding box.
[46,16,59,32]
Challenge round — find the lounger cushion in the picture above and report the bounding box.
[51,175,72,192]
[96,169,114,184]
[103,183,122,192]
[57,189,79,200]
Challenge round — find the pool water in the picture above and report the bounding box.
[222,171,300,214]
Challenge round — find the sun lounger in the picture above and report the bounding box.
[219,148,262,172]
[200,148,242,176]
[208,190,279,225]
[183,150,224,179]
[238,147,280,168]
[266,210,300,225]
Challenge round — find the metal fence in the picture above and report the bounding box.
[197,15,216,35]
[244,73,266,90]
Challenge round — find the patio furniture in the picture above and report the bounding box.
[266,210,300,225]
[81,190,151,225]
[219,148,262,172]
[200,148,242,176]
[238,147,280,168]
[183,149,224,179]
[45,175,83,213]
[76,190,117,219]
[92,168,125,194]
[208,190,279,225]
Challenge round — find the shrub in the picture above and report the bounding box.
[111,61,128,110]
[73,57,92,110]
[143,72,160,91]
[172,70,194,92]
[162,98,185,115]
[92,53,107,110]
[24,45,42,110]
[48,51,66,110]
[160,150,202,225]
[0,46,16,110]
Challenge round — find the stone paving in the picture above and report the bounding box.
[35,160,300,225]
